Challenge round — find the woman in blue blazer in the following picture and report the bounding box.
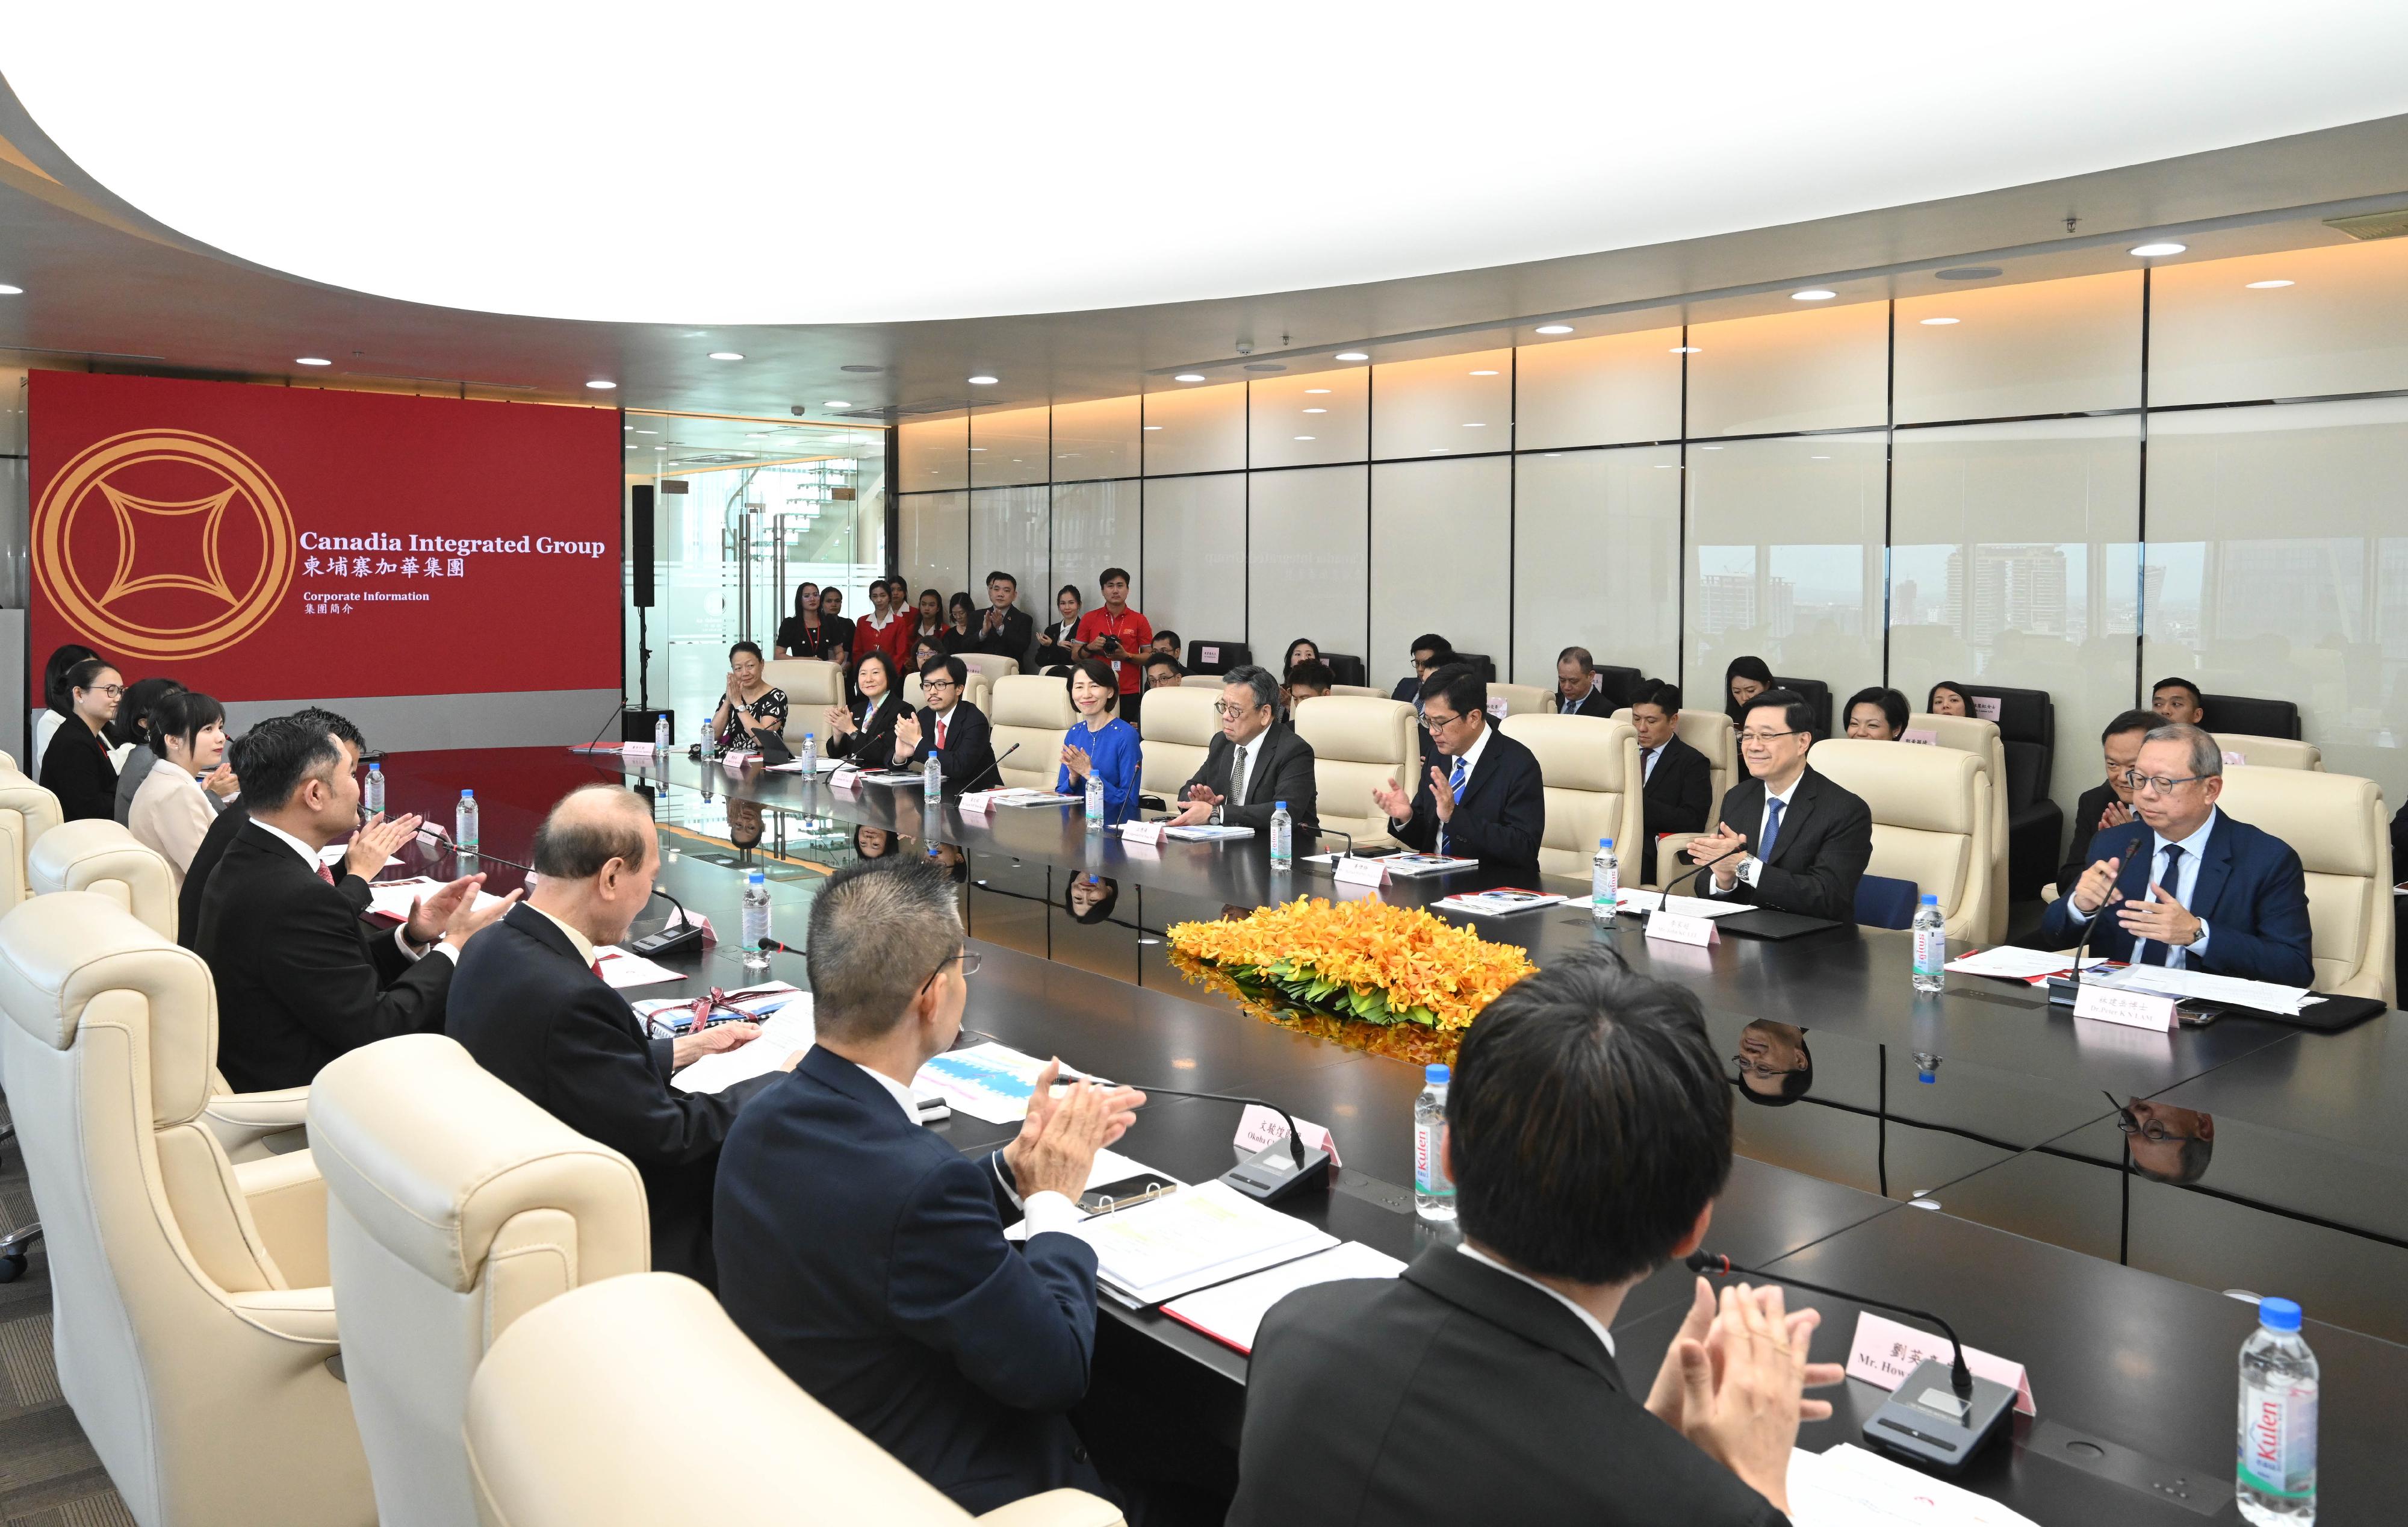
[1057,658,1141,822]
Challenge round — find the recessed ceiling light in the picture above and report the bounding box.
[2246,279,2294,289]
[1335,352,1370,362]
[625,425,635,431]
[1792,288,1836,301]
[1143,425,1162,431]
[1425,447,1447,453]
[709,351,743,361]
[633,429,657,434]
[1303,407,1327,414]
[653,445,666,450]
[822,399,852,407]
[1671,345,1701,353]
[586,379,617,390]
[1469,369,1499,376]
[968,446,987,452]
[967,375,998,385]
[1654,462,1675,469]
[295,356,331,366]
[1920,317,1960,326]
[1294,435,1315,441]
[1534,323,1573,335]
[2129,241,2186,257]
[746,431,771,438]
[1174,373,1206,383]
[1305,387,1332,394]
[1463,421,1486,428]
[0,284,21,296]
[1702,445,1722,450]
[1811,454,1831,460]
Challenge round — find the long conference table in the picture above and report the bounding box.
[374,744,2408,1524]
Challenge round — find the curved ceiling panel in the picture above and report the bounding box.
[10,5,2408,325]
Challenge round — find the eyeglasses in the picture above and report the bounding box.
[2117,770,2206,795]
[89,685,125,699]
[2105,1092,2195,1142]
[1736,729,1801,745]
[922,677,960,692]
[1732,1054,1808,1080]
[1212,701,1266,719]
[919,949,981,994]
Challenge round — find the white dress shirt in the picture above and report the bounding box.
[1639,741,1664,785]
[1456,1242,1616,1359]
[1434,723,1494,856]
[254,816,458,963]
[851,1060,1080,1238]
[1712,770,1803,895]
[2061,808,2218,967]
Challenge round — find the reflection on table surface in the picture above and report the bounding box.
[376,747,2408,1346]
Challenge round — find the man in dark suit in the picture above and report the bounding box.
[716,860,1146,1513]
[448,784,789,1286]
[1631,680,1713,884]
[200,714,514,1092]
[1373,664,1546,877]
[1554,645,1622,719]
[1391,632,1454,703]
[972,570,1034,663]
[2040,721,2313,985]
[1684,689,1870,922]
[178,705,364,950]
[2057,708,2155,897]
[895,655,998,795]
[1229,951,1836,1527]
[1167,664,1317,831]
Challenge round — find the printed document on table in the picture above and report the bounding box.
[318,844,402,869]
[1161,1241,1406,1354]
[2089,964,2313,1014]
[673,1003,816,1094]
[1615,889,1753,918]
[1063,1180,1336,1307]
[914,1041,1083,1124]
[1943,947,2111,981]
[362,877,507,923]
[590,946,685,989]
[1784,1443,2039,1526]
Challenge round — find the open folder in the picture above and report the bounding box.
[1059,1180,1335,1308]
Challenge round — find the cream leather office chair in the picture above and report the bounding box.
[28,820,311,1162]
[0,891,371,1526]
[1908,713,2011,942]
[762,660,846,742]
[464,1272,1124,1527]
[987,676,1077,792]
[958,652,1021,683]
[1501,714,1643,878]
[1329,683,1388,699]
[2213,732,2323,771]
[1138,684,1220,804]
[1179,673,1223,688]
[1490,682,1552,718]
[1613,708,1737,886]
[311,1034,650,1527]
[2215,768,2392,1000]
[1295,696,1417,850]
[904,670,994,715]
[0,769,64,907]
[1808,738,1993,940]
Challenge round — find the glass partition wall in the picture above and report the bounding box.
[624,412,886,742]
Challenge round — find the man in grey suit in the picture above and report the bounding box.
[1166,664,1318,830]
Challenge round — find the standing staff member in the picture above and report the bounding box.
[39,658,123,822]
[1069,567,1152,718]
[974,571,1034,662]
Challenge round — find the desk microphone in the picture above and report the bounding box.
[1088,1081,1331,1205]
[2047,824,2147,1007]
[1686,1248,2014,1470]
[625,886,707,960]
[951,742,1020,797]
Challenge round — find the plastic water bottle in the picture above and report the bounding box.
[1591,837,1619,923]
[697,713,715,763]
[1911,893,1946,994]
[362,761,384,815]
[1085,768,1105,832]
[1269,801,1293,866]
[653,711,671,756]
[2238,1297,2318,1523]
[742,868,772,974]
[454,789,479,853]
[1413,1065,1455,1222]
[924,748,942,802]
[801,731,818,775]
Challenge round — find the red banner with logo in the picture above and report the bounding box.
[30,371,621,700]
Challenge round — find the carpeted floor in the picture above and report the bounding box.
[0,1107,126,1526]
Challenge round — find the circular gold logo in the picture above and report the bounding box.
[34,429,296,661]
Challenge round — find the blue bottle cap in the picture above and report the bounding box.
[461,788,474,797]
[1425,1063,1450,1084]
[2258,1296,2302,1331]
[748,868,765,883]
[1600,837,1614,849]
[1920,892,1938,904]
[368,762,380,771]
[1276,800,1286,809]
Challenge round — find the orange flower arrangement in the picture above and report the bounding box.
[1166,897,1535,1042]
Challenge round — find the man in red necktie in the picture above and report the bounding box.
[893,655,998,798]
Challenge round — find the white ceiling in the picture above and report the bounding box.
[13,3,2408,325]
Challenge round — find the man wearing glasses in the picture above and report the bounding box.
[895,654,997,797]
[1371,663,1545,877]
[716,860,1146,1514]
[1168,664,1318,830]
[1684,688,1871,923]
[2038,721,2312,984]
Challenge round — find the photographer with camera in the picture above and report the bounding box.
[1067,567,1152,724]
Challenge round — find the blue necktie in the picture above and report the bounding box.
[1759,797,1786,864]
[2140,844,2185,966]
[1441,756,1468,856]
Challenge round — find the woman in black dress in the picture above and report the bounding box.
[825,651,907,769]
[940,591,980,655]
[817,586,856,667]
[775,582,845,662]
[40,656,122,821]
[710,642,790,751]
[1031,585,1083,673]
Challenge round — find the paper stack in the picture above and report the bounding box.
[1061,1180,1337,1308]
[1161,1241,1404,1353]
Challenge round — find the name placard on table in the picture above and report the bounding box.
[1333,854,1389,888]
[2072,983,2178,1031]
[1846,1311,2035,1416]
[1645,909,1718,947]
[1119,819,1166,846]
